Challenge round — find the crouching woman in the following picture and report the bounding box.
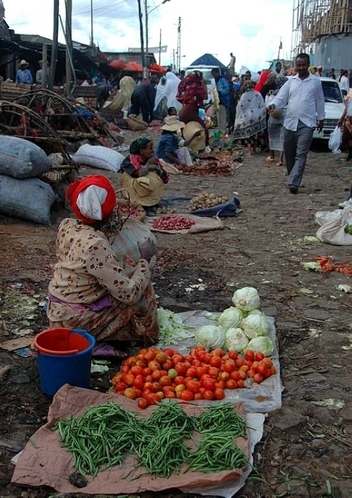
[47,175,159,344]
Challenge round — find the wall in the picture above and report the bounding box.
[314,35,352,71]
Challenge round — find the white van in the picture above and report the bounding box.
[313,77,345,140]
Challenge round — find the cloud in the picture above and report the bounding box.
[4,0,293,72]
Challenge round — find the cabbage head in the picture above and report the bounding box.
[218,306,244,331]
[232,286,260,312]
[241,312,270,339]
[246,336,274,357]
[224,327,249,353]
[195,325,225,351]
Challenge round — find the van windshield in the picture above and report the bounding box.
[321,81,343,103]
[184,68,215,85]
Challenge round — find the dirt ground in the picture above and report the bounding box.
[1,128,352,498]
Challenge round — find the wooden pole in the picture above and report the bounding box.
[49,0,59,90]
[137,0,146,76]
[42,44,48,87]
[65,0,72,97]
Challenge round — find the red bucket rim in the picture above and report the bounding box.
[34,328,91,355]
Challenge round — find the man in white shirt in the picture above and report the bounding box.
[339,70,350,93]
[268,53,325,194]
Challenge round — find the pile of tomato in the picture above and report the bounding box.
[111,346,276,409]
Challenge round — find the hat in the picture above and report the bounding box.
[183,121,206,151]
[161,115,185,132]
[19,60,29,66]
[120,172,164,206]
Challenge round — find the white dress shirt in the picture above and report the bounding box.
[269,74,325,131]
[340,75,350,93]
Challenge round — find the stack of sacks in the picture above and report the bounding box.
[0,136,56,225]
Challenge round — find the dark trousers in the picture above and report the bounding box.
[130,96,151,123]
[284,120,314,187]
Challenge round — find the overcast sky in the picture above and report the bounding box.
[4,0,295,72]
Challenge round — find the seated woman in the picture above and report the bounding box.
[119,138,168,207]
[47,175,159,344]
[155,115,202,166]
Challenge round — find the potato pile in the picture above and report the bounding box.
[188,191,229,211]
[155,205,176,215]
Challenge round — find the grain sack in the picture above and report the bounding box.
[0,136,51,178]
[0,174,56,225]
[71,144,125,172]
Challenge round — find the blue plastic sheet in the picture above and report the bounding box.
[146,196,241,217]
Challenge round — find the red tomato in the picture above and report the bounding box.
[159,375,172,387]
[202,377,216,391]
[151,382,162,393]
[162,359,173,371]
[222,360,236,374]
[186,379,200,394]
[209,355,222,368]
[146,393,162,405]
[162,348,177,357]
[255,352,265,361]
[114,381,127,392]
[226,379,237,389]
[186,367,198,379]
[121,364,130,373]
[238,369,247,381]
[130,365,143,376]
[151,369,162,381]
[195,366,207,378]
[172,354,184,366]
[174,362,188,376]
[175,384,186,394]
[247,369,256,378]
[237,379,245,388]
[144,349,156,362]
[203,390,214,400]
[239,365,249,373]
[228,350,239,360]
[215,380,226,390]
[214,387,225,400]
[208,367,220,378]
[245,350,255,362]
[123,373,135,386]
[252,361,260,371]
[256,362,266,375]
[133,375,145,390]
[111,372,124,386]
[178,389,194,401]
[201,352,212,364]
[164,390,176,398]
[218,371,230,381]
[253,373,264,384]
[142,367,152,377]
[155,351,168,363]
[174,375,186,386]
[235,358,244,368]
[262,358,273,369]
[194,392,203,400]
[230,371,241,382]
[138,398,149,409]
[211,348,225,357]
[125,355,137,367]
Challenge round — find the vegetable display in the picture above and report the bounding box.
[187,191,229,211]
[111,345,276,407]
[232,286,260,312]
[151,214,195,230]
[54,401,249,477]
[157,307,192,346]
[194,324,225,350]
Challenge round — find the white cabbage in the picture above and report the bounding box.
[241,312,270,339]
[224,327,249,352]
[218,306,244,331]
[246,336,274,357]
[232,286,260,312]
[195,325,225,351]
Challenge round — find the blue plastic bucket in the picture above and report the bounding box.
[34,328,96,397]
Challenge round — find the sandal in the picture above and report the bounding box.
[276,161,284,166]
[265,157,275,163]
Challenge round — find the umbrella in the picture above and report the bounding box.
[124,61,143,72]
[109,59,126,70]
[149,63,166,73]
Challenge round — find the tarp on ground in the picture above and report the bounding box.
[190,53,227,72]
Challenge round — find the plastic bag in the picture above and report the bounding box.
[316,204,352,245]
[328,126,342,153]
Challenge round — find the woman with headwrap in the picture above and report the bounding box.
[119,138,168,207]
[47,175,159,344]
[233,80,267,155]
[177,71,209,147]
[265,75,288,166]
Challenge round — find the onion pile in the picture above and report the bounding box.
[152,215,195,230]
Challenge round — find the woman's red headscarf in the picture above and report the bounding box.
[66,175,116,224]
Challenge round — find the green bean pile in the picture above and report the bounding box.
[195,402,247,437]
[54,400,249,478]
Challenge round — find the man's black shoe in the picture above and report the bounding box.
[289,185,298,194]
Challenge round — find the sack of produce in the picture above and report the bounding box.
[71,144,125,172]
[0,136,51,178]
[0,174,56,225]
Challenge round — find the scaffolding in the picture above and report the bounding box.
[291,0,352,56]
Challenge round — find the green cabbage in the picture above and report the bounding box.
[224,327,249,352]
[232,286,260,312]
[246,336,274,357]
[195,325,225,351]
[241,312,270,339]
[218,306,244,331]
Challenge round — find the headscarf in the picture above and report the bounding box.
[176,71,207,107]
[129,138,151,155]
[163,71,182,110]
[66,175,116,225]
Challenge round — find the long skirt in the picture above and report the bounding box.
[47,283,159,344]
[179,104,209,146]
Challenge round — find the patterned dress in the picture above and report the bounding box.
[233,89,267,140]
[47,218,159,343]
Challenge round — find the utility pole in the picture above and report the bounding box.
[144,0,148,68]
[176,16,181,72]
[42,44,48,87]
[158,29,162,65]
[90,0,94,46]
[49,0,59,90]
[65,0,72,97]
[137,0,145,75]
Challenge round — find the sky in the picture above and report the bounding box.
[3,0,295,73]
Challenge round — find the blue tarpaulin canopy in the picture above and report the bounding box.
[190,53,227,72]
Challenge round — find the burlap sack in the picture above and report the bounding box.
[125,114,148,131]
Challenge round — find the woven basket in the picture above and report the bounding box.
[104,91,124,112]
